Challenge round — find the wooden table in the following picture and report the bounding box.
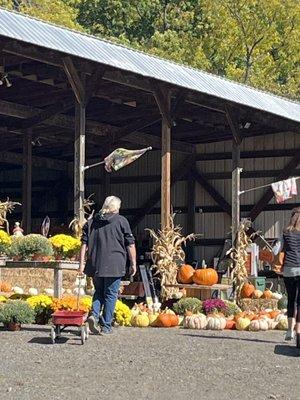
[165,283,232,300]
[2,260,79,298]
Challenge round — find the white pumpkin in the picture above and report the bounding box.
[73,287,85,296]
[249,319,269,331]
[65,289,72,295]
[28,287,38,296]
[12,286,24,294]
[184,314,207,330]
[44,288,54,296]
[206,316,226,330]
[271,292,283,300]
[274,313,287,323]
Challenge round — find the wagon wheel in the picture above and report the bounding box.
[50,327,56,344]
[55,325,61,338]
[84,323,89,339]
[80,326,86,345]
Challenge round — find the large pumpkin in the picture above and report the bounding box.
[177,264,194,284]
[241,282,255,298]
[156,314,172,328]
[184,314,207,330]
[206,315,226,330]
[193,268,218,286]
[249,319,269,331]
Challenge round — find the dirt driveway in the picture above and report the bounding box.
[0,326,299,400]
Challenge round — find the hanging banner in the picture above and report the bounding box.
[104,147,152,172]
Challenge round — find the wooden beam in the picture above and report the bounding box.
[85,66,106,104]
[0,99,110,136]
[0,151,67,170]
[152,82,173,128]
[22,131,32,233]
[232,141,241,243]
[11,97,74,130]
[225,104,242,145]
[249,150,300,221]
[62,57,85,104]
[192,168,231,216]
[130,155,193,229]
[161,91,171,229]
[196,148,297,161]
[186,161,196,261]
[74,102,86,224]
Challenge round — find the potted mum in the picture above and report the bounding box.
[9,234,53,261]
[0,300,35,331]
[0,229,11,260]
[49,234,81,260]
[26,295,54,325]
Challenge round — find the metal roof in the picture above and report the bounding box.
[0,8,299,123]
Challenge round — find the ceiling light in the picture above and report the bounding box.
[244,122,251,129]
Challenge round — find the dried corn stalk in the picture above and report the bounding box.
[0,198,21,233]
[230,220,254,306]
[146,216,198,300]
[69,194,95,238]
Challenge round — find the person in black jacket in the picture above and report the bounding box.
[79,196,136,334]
[273,207,300,347]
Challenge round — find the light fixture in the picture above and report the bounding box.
[244,122,251,129]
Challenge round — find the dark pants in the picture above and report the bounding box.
[284,276,300,322]
[92,277,121,332]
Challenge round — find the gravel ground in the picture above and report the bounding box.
[0,325,299,400]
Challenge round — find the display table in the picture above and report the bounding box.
[165,283,232,300]
[2,260,79,298]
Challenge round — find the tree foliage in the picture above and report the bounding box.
[1,0,299,99]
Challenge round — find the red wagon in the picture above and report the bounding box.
[50,310,89,344]
[50,275,89,344]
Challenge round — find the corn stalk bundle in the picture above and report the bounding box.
[0,198,21,233]
[69,194,95,239]
[230,220,253,306]
[146,216,198,300]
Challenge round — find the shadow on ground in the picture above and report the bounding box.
[28,337,68,345]
[181,332,281,345]
[274,344,300,357]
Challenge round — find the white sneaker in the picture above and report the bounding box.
[284,329,295,341]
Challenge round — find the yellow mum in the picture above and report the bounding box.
[49,234,81,258]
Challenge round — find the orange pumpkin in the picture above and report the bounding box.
[268,310,280,319]
[169,314,179,327]
[193,268,218,286]
[177,264,194,284]
[225,320,236,330]
[261,289,272,299]
[0,282,11,292]
[241,282,255,298]
[156,314,172,328]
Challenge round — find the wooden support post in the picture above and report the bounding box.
[161,92,171,229]
[186,165,196,261]
[53,268,63,298]
[232,141,242,245]
[22,130,32,233]
[74,102,85,225]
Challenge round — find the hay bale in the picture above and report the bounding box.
[0,267,77,292]
[240,298,278,311]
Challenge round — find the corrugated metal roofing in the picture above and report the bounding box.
[0,8,299,123]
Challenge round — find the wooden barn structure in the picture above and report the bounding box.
[0,9,300,263]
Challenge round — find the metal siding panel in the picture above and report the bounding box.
[0,9,299,123]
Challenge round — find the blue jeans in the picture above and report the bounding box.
[92,277,121,332]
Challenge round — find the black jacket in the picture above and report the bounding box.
[81,213,135,277]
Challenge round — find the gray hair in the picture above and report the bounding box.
[100,196,121,215]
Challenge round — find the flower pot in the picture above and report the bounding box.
[5,322,21,331]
